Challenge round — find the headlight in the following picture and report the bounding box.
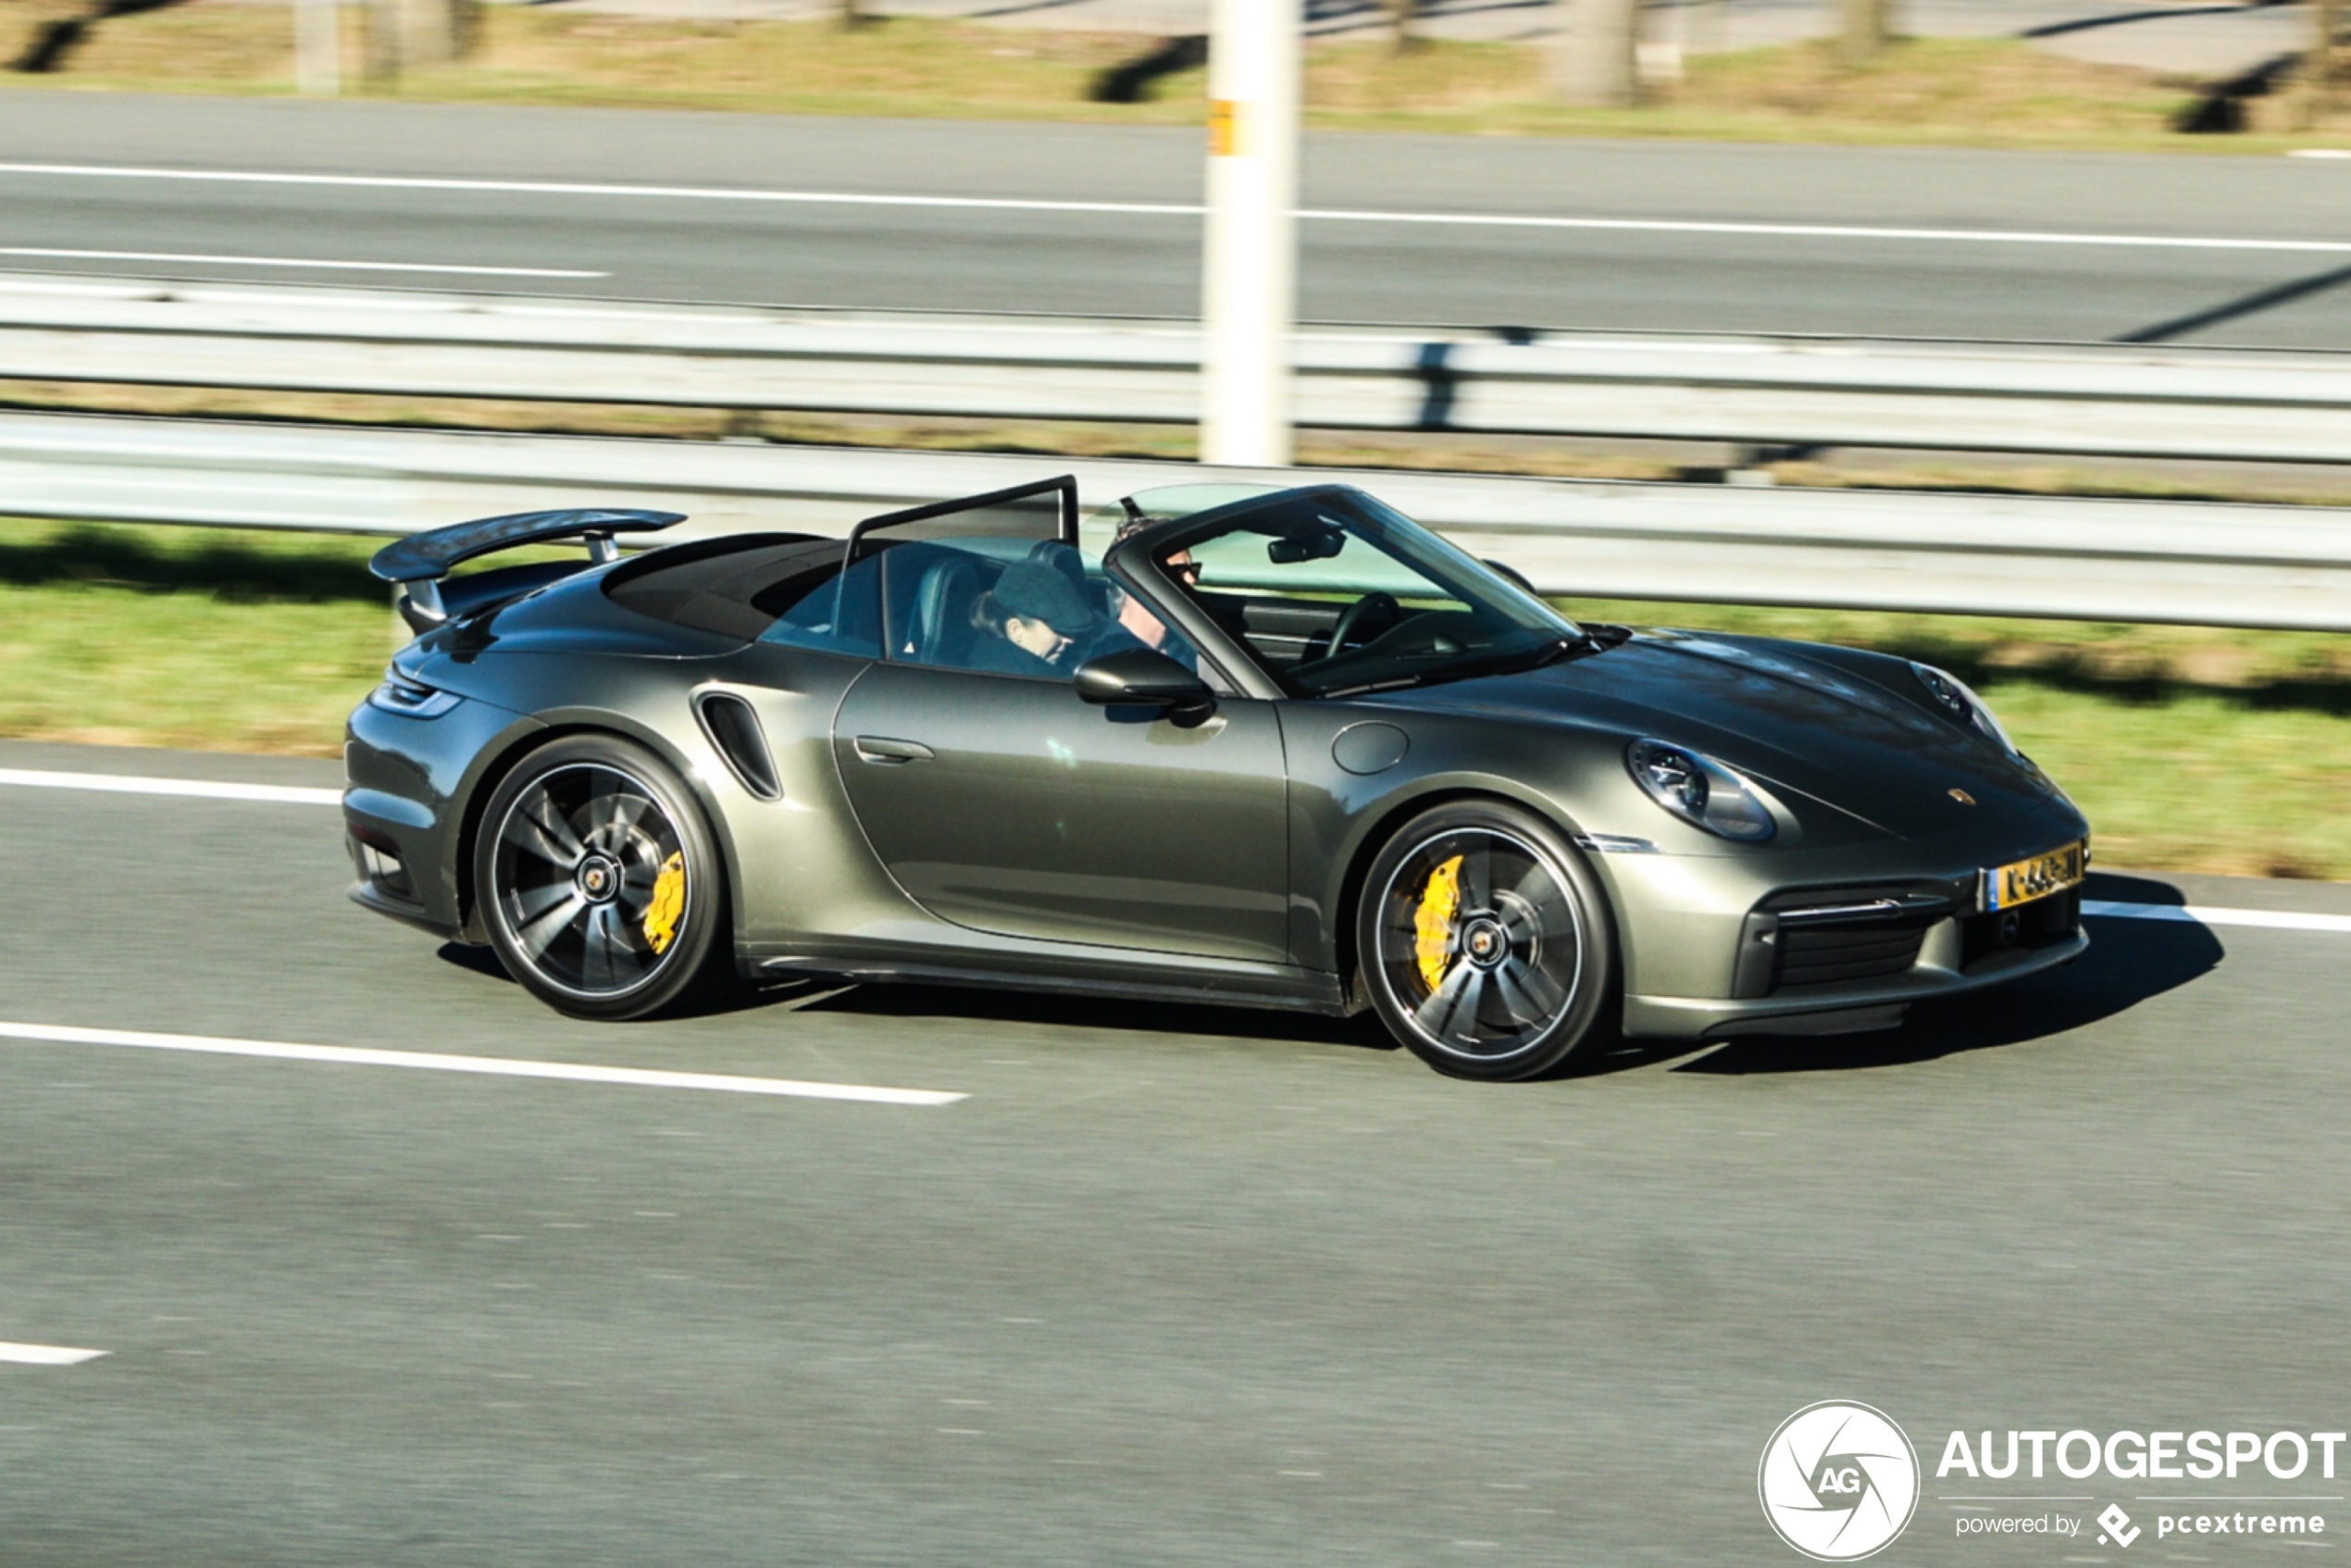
[1909,662,2019,757]
[366,669,462,718]
[1625,739,1776,843]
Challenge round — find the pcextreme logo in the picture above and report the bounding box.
[1760,1401,1923,1562]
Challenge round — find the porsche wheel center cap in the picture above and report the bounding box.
[1462,916,1509,969]
[577,853,621,903]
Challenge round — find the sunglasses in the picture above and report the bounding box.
[1169,559,1203,583]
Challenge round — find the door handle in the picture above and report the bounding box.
[852,736,935,765]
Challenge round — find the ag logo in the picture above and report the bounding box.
[1759,1400,1921,1561]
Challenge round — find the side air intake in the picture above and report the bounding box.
[693,692,782,802]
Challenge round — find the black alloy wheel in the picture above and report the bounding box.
[474,735,728,1020]
[1357,801,1616,1081]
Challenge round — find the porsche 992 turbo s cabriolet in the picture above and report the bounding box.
[344,476,2089,1081]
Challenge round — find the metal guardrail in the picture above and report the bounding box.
[6,408,2349,631]
[6,273,2351,466]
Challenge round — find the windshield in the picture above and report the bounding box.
[1143,487,1583,699]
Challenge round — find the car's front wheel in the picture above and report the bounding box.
[474,735,728,1020]
[1356,801,1616,1081]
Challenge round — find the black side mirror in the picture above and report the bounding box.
[1075,647,1215,724]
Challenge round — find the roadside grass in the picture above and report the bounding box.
[0,10,2253,154]
[0,517,391,755]
[3,516,2345,878]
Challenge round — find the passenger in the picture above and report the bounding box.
[1107,516,1200,659]
[967,560,1100,678]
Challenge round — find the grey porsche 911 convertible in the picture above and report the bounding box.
[344,476,2088,1080]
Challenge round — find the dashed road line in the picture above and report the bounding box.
[3,164,2348,254]
[6,767,2343,934]
[0,246,603,277]
[2082,900,2351,935]
[0,1022,966,1107]
[0,1342,107,1366]
[0,767,340,805]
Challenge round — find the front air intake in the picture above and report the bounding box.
[693,692,782,801]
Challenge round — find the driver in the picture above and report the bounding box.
[968,560,1100,678]
[1107,514,1198,657]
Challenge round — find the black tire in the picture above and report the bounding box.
[473,734,730,1021]
[1355,800,1617,1081]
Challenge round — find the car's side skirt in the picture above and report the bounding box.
[746,952,1354,1017]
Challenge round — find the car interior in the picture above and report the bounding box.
[599,485,1578,699]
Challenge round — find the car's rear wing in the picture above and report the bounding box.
[368,507,685,628]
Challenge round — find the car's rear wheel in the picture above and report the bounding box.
[1356,801,1616,1081]
[474,735,728,1020]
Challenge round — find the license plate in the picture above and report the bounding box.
[1982,840,2086,912]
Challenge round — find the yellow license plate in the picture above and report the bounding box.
[1983,840,2086,912]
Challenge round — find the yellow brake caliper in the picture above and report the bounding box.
[642,852,686,955]
[1413,853,1464,994]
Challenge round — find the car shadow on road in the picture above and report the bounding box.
[436,873,2224,1067]
[1661,873,2222,1076]
[792,978,1390,1051]
[433,941,829,1020]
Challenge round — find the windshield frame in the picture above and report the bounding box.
[1103,484,1583,702]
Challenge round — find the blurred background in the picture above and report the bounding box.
[0,0,2344,878]
[5,12,2351,1568]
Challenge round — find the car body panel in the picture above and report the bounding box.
[831,660,1292,963]
[345,482,2092,1046]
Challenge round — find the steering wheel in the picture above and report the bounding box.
[1327,591,1401,655]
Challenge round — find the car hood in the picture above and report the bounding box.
[1390,630,2070,838]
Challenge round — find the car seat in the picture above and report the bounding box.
[909,554,980,666]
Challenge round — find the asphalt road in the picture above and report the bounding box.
[3,93,2349,347]
[4,737,2349,1566]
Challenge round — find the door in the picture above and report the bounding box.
[833,662,1289,963]
[820,474,1290,963]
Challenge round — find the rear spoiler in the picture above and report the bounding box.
[369,508,685,627]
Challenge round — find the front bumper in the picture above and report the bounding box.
[1600,805,2092,1041]
[1623,915,2086,1039]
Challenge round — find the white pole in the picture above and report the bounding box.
[295,0,341,95]
[1200,0,1300,469]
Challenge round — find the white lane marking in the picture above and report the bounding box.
[2289,148,2351,158]
[0,162,1195,216]
[0,1342,107,1366]
[0,1022,967,1107]
[1296,209,2351,255]
[0,767,341,806]
[0,245,604,277]
[2083,900,2351,934]
[1,163,2346,254]
[13,765,2345,937]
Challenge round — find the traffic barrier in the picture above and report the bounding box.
[5,407,2347,630]
[5,272,2351,465]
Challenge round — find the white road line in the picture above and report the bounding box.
[0,245,605,277]
[0,1021,966,1106]
[0,163,2345,255]
[0,768,341,806]
[1296,210,2351,254]
[2082,900,2351,934]
[0,162,1194,216]
[8,768,2344,937]
[0,1342,107,1366]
